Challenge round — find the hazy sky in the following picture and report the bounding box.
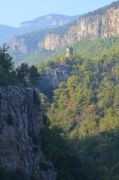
[0,0,116,27]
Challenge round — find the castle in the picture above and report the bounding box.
[66,47,73,57]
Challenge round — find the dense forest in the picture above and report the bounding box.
[2,1,119,180]
[37,49,119,180]
[2,34,119,180]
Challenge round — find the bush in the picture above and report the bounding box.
[39,160,52,171]
[0,168,9,180]
[33,146,39,153]
[7,114,14,126]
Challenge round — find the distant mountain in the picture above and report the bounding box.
[9,0,119,66]
[0,14,83,45]
[20,14,83,28]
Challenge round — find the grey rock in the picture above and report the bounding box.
[0,86,56,180]
[38,65,72,98]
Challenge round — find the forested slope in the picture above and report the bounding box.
[13,35,119,66]
[38,50,119,180]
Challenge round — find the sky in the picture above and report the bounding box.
[0,0,116,27]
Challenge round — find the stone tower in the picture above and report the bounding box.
[66,47,73,57]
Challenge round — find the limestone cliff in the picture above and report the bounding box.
[0,86,56,180]
[10,6,119,53]
[9,37,38,53]
[43,6,119,50]
[9,38,28,53]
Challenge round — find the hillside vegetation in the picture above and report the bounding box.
[47,35,119,60]
[12,35,119,66]
[10,0,119,66]
[0,44,39,86]
[84,0,119,17]
[0,14,82,45]
[37,46,119,180]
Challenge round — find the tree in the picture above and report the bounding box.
[28,65,40,79]
[28,65,40,86]
[16,63,29,80]
[0,44,14,85]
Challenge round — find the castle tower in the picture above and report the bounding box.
[66,47,73,57]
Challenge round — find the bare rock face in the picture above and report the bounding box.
[38,65,72,98]
[9,37,28,53]
[10,6,119,53]
[0,86,56,180]
[9,37,38,54]
[44,6,119,50]
[43,34,66,51]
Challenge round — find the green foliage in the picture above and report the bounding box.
[12,48,55,67]
[0,44,14,85]
[47,20,77,37]
[17,35,115,72]
[32,135,39,145]
[0,45,39,86]
[28,65,39,79]
[11,169,27,180]
[0,168,9,180]
[0,168,27,180]
[16,29,47,44]
[39,93,50,115]
[39,160,52,171]
[38,49,119,180]
[15,63,40,86]
[44,35,119,63]
[16,63,29,80]
[0,45,40,87]
[32,146,39,153]
[84,0,119,17]
[7,114,14,126]
[28,65,40,86]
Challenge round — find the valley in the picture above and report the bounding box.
[1,1,119,180]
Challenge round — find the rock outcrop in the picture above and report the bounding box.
[9,38,28,53]
[0,86,56,180]
[9,37,38,53]
[38,65,72,98]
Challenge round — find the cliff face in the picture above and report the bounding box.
[44,7,119,50]
[10,6,119,53]
[9,38,28,53]
[38,65,72,98]
[9,37,38,53]
[0,86,56,180]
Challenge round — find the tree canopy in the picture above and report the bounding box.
[38,51,119,180]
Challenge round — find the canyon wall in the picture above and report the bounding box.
[44,7,119,50]
[0,86,56,180]
[10,6,119,53]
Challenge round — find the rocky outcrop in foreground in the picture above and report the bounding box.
[0,86,56,180]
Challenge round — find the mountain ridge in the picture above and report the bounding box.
[9,1,119,65]
[20,14,83,28]
[0,14,83,45]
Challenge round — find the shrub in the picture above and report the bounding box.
[39,160,52,171]
[7,114,14,126]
